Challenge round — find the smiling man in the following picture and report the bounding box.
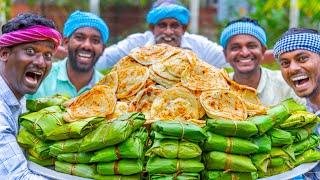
[95,0,229,70]
[27,10,108,99]
[0,13,62,178]
[220,17,305,106]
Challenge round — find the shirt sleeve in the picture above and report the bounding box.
[0,104,49,179]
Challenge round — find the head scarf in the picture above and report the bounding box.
[63,10,109,44]
[220,21,267,49]
[146,1,190,25]
[273,32,320,61]
[0,25,62,53]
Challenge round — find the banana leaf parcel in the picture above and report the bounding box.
[251,134,271,153]
[146,156,204,174]
[94,173,142,180]
[294,149,320,166]
[267,128,294,146]
[280,111,319,129]
[55,161,97,179]
[45,117,106,141]
[206,119,258,138]
[266,103,291,127]
[202,132,258,155]
[145,139,202,159]
[150,121,208,142]
[26,94,70,112]
[283,133,320,158]
[287,123,317,142]
[203,171,258,180]
[248,115,277,135]
[204,151,257,172]
[57,152,94,164]
[49,138,83,157]
[19,106,65,139]
[280,98,307,112]
[90,135,144,163]
[257,163,292,178]
[28,155,55,166]
[150,173,200,180]
[17,128,54,159]
[97,159,143,175]
[79,112,146,152]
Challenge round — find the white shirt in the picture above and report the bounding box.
[96,30,229,70]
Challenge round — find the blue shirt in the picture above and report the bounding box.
[0,76,48,179]
[26,59,104,99]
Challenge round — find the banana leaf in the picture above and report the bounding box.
[133,126,149,146]
[94,173,142,180]
[287,123,317,142]
[283,133,320,158]
[248,115,276,135]
[280,98,307,112]
[202,132,258,155]
[55,161,97,178]
[90,135,144,163]
[267,128,294,146]
[49,138,83,157]
[150,173,200,180]
[206,119,258,138]
[17,128,54,159]
[266,104,291,127]
[150,121,208,142]
[26,94,70,112]
[251,134,271,153]
[204,151,256,172]
[28,155,55,166]
[19,106,65,139]
[97,159,143,175]
[294,149,320,166]
[57,152,94,164]
[146,156,204,174]
[257,163,292,178]
[45,117,106,141]
[203,171,258,180]
[145,139,201,159]
[280,111,319,129]
[80,112,146,152]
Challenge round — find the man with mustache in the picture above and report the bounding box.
[220,17,305,106]
[0,13,62,178]
[95,0,229,70]
[27,10,108,99]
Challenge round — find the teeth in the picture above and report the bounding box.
[292,75,308,81]
[239,59,252,62]
[79,53,91,58]
[164,37,172,41]
[33,72,42,76]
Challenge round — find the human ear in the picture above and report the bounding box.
[0,47,10,62]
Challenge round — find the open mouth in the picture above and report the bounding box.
[25,71,43,85]
[236,59,253,63]
[291,75,309,88]
[78,52,93,59]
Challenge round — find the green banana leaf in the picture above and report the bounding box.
[287,123,317,142]
[266,103,291,127]
[280,98,307,112]
[28,155,55,166]
[150,121,208,142]
[17,128,54,159]
[248,115,276,135]
[57,152,94,164]
[251,134,271,153]
[79,112,145,152]
[97,159,143,175]
[203,171,258,180]
[202,132,258,155]
[133,126,149,146]
[267,128,294,146]
[294,149,320,166]
[283,133,320,158]
[49,138,83,157]
[45,117,106,141]
[26,94,70,112]
[280,111,319,129]
[145,139,202,159]
[90,135,144,163]
[257,163,292,178]
[150,173,200,180]
[94,173,142,180]
[55,161,97,178]
[146,156,204,174]
[19,106,65,139]
[204,151,256,172]
[206,119,258,138]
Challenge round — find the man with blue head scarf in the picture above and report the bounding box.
[95,0,228,70]
[220,17,305,106]
[27,10,109,99]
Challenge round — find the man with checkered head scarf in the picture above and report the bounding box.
[95,0,229,70]
[220,17,305,106]
[27,10,109,99]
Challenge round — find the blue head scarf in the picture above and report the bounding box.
[63,10,109,44]
[220,21,267,49]
[146,1,190,25]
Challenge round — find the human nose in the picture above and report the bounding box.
[289,60,301,72]
[239,46,250,57]
[34,54,46,69]
[82,38,93,50]
[164,26,174,35]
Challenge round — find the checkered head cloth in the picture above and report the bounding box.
[273,33,320,61]
[220,21,267,49]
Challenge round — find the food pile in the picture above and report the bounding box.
[17,44,320,179]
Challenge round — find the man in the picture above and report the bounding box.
[273,27,320,180]
[95,0,228,70]
[220,17,305,106]
[0,13,62,178]
[27,10,108,99]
